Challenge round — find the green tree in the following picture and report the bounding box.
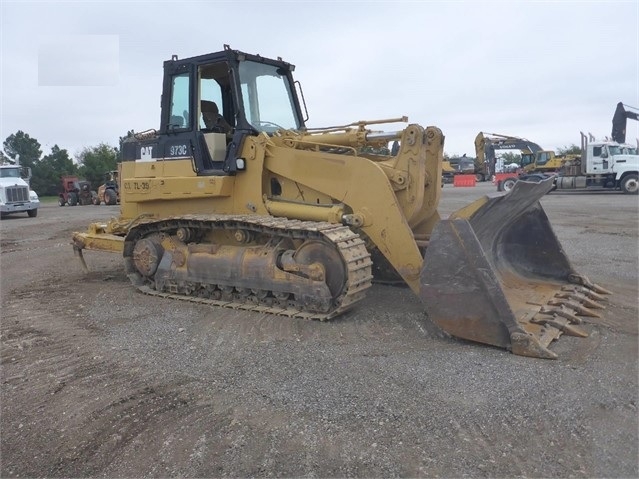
[77,143,119,189]
[500,151,522,165]
[557,144,581,155]
[32,145,77,196]
[2,131,42,168]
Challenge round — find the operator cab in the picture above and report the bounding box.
[520,153,535,168]
[535,151,553,166]
[121,45,307,175]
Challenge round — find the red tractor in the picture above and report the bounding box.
[58,176,96,206]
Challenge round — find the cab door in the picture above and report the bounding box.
[589,145,611,173]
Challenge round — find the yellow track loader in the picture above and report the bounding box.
[72,45,610,359]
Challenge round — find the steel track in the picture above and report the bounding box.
[123,214,374,320]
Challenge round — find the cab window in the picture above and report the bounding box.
[198,62,233,131]
[238,61,300,133]
[169,73,190,129]
[537,152,551,165]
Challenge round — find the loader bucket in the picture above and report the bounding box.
[420,177,610,359]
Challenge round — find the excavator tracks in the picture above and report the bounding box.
[123,215,374,320]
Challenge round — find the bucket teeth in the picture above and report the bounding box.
[419,182,613,359]
[539,305,582,324]
[532,317,589,338]
[556,292,605,310]
[510,332,558,359]
[568,274,613,296]
[548,299,601,318]
[561,285,608,302]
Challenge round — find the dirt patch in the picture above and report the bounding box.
[1,193,637,478]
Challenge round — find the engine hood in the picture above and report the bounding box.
[0,177,29,188]
[611,154,639,166]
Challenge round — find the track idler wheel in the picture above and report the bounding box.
[291,240,347,299]
[132,238,164,277]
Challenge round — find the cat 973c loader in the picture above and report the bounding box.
[71,45,610,359]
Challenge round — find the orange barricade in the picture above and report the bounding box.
[453,174,476,187]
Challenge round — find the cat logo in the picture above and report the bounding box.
[139,146,154,162]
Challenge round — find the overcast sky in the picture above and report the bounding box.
[1,1,638,159]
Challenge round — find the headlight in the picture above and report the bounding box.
[29,190,39,200]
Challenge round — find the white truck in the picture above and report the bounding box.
[0,164,40,218]
[553,133,639,194]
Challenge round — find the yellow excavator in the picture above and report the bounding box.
[474,132,544,174]
[72,46,610,359]
[442,132,543,183]
[474,131,581,176]
[474,132,579,191]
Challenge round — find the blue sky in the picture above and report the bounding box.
[2,0,638,158]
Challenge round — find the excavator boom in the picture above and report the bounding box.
[612,102,639,144]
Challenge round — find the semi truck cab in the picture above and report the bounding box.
[0,165,40,218]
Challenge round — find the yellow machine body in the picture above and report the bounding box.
[72,47,609,358]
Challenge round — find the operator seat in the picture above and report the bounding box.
[201,100,232,134]
[198,100,233,174]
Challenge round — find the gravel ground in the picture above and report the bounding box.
[1,183,637,478]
